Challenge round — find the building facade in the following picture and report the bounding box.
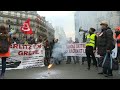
[74,11,120,42]
[54,26,67,41]
[74,11,97,42]
[0,11,55,42]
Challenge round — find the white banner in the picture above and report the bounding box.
[0,43,45,70]
[63,43,100,57]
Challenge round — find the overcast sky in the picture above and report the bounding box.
[37,11,75,40]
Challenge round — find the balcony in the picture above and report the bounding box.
[37,31,47,38]
[40,27,47,33]
[6,20,17,25]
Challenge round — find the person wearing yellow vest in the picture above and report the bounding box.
[114,27,120,63]
[86,28,97,70]
[24,41,28,44]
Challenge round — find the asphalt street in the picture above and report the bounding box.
[4,61,120,79]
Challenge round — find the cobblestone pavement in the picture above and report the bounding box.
[4,61,120,79]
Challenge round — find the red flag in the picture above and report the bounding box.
[20,18,33,34]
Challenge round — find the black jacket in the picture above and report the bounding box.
[28,37,36,44]
[97,27,113,56]
[11,37,20,44]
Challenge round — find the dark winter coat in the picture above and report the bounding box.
[28,37,36,44]
[97,27,114,56]
[11,37,20,44]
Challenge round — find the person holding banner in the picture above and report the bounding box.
[66,37,76,64]
[75,38,80,63]
[86,28,97,70]
[0,25,11,79]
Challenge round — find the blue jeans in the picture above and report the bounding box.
[1,57,6,74]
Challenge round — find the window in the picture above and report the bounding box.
[0,17,3,22]
[11,11,14,16]
[0,11,3,14]
[20,13,23,17]
[28,15,32,18]
[17,12,20,17]
[14,12,17,16]
[0,17,3,21]
[22,13,25,18]
[22,20,25,23]
[13,19,16,24]
[25,14,28,18]
[30,21,33,26]
[33,15,36,19]
[20,20,22,24]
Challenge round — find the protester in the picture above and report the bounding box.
[114,27,120,63]
[97,21,115,77]
[37,35,43,43]
[11,33,20,44]
[0,25,11,79]
[66,37,76,64]
[44,39,51,66]
[52,39,62,65]
[86,28,97,70]
[74,38,80,63]
[24,38,28,44]
[50,39,55,58]
[28,35,36,44]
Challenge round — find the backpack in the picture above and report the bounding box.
[0,34,10,53]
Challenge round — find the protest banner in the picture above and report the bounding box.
[0,43,45,70]
[63,43,100,57]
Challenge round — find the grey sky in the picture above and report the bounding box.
[37,11,75,39]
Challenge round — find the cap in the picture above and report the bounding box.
[100,21,108,25]
[90,28,96,32]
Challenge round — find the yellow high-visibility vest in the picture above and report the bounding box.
[24,41,28,44]
[86,34,96,48]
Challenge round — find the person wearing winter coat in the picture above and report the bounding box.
[74,38,80,63]
[97,21,115,77]
[0,25,11,79]
[11,34,20,44]
[28,35,36,44]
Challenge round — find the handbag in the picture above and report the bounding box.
[102,53,119,70]
[102,53,112,69]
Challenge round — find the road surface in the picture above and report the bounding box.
[4,61,120,79]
